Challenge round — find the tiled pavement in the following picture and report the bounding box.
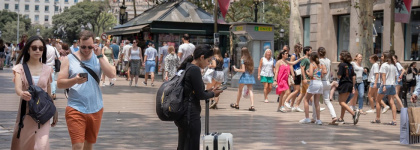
[1,67,420,150]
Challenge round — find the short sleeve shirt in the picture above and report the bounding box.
[178,43,195,64]
[379,63,397,85]
[337,62,355,85]
[300,58,310,79]
[368,63,380,82]
[110,44,120,59]
[145,47,158,61]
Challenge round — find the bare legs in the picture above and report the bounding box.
[263,82,273,101]
[235,84,254,108]
[288,85,300,106]
[339,92,356,120]
[329,81,338,100]
[72,141,93,150]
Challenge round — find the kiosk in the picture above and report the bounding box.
[230,23,275,89]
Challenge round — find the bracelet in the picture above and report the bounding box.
[97,54,104,59]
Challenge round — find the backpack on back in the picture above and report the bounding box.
[156,65,193,121]
[17,63,56,139]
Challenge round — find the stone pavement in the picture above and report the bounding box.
[1,67,420,150]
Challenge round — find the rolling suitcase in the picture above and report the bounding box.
[202,99,233,150]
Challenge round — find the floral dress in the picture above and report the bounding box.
[164,53,179,80]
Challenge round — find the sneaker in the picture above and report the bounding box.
[264,99,269,103]
[291,107,297,112]
[129,80,133,86]
[382,105,390,114]
[151,83,155,86]
[284,102,291,109]
[135,84,138,87]
[143,81,147,86]
[366,109,376,113]
[299,118,311,124]
[278,107,287,113]
[102,83,106,87]
[110,83,114,86]
[320,107,326,112]
[296,107,304,112]
[337,118,345,124]
[353,111,361,125]
[315,120,323,125]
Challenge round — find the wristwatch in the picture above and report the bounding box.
[97,54,104,59]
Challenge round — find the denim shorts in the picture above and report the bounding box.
[145,60,156,73]
[396,80,403,86]
[378,85,396,95]
[369,82,381,88]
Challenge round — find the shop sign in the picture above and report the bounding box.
[254,26,272,32]
[235,26,244,31]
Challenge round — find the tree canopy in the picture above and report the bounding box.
[0,10,32,32]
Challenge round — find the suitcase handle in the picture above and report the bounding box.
[205,99,210,135]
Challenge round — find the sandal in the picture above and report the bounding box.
[249,106,256,111]
[230,103,239,109]
[388,121,397,126]
[370,119,381,124]
[331,117,338,124]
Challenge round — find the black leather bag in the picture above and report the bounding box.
[54,48,61,72]
[17,63,56,139]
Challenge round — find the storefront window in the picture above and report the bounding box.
[373,11,384,56]
[405,8,420,61]
[303,17,310,47]
[337,15,350,60]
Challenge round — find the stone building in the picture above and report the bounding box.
[291,0,420,68]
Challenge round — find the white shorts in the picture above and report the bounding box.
[212,71,225,83]
[307,80,323,94]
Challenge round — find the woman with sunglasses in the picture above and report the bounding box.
[128,39,143,87]
[11,36,58,149]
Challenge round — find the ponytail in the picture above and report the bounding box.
[177,55,194,71]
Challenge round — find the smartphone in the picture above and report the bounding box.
[219,86,228,91]
[79,73,88,81]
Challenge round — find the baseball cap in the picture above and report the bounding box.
[73,40,77,43]
[95,37,100,40]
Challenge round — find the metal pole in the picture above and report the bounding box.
[214,0,218,34]
[254,2,258,22]
[17,0,20,45]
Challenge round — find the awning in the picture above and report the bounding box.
[150,28,230,35]
[106,24,148,35]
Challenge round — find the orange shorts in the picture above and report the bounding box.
[65,106,104,144]
[300,82,309,94]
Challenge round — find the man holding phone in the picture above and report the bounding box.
[57,30,116,150]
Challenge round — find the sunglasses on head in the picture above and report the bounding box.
[80,45,94,49]
[31,46,44,51]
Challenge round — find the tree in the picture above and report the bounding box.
[53,1,117,42]
[0,10,32,32]
[289,0,303,48]
[355,1,374,67]
[1,21,26,43]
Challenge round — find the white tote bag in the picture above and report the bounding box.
[202,68,215,83]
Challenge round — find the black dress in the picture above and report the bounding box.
[408,67,417,87]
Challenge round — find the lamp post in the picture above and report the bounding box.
[119,0,127,25]
[253,0,262,22]
[36,29,40,36]
[279,28,284,49]
[81,25,85,32]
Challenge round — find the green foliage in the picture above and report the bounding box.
[52,1,116,43]
[1,21,26,43]
[0,10,32,32]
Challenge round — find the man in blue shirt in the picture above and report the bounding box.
[143,43,158,86]
[110,40,120,66]
[70,40,79,53]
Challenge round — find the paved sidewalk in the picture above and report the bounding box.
[1,67,420,149]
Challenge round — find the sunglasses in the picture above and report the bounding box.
[80,45,94,49]
[31,46,44,51]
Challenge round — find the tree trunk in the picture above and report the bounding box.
[289,0,303,48]
[390,0,395,55]
[358,0,374,68]
[133,0,137,17]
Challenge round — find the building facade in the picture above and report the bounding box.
[291,0,420,68]
[0,0,83,27]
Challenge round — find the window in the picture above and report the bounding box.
[55,6,58,11]
[337,15,350,60]
[35,0,40,2]
[373,11,384,56]
[46,0,49,2]
[24,15,29,19]
[55,0,59,2]
[65,0,68,2]
[74,0,78,2]
[405,8,420,60]
[25,5,29,11]
[45,6,49,11]
[5,4,9,10]
[35,5,39,11]
[35,15,39,22]
[45,15,49,22]
[64,6,68,10]
[15,4,18,10]
[303,17,310,47]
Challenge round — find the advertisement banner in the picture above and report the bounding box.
[395,0,413,23]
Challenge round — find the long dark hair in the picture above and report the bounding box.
[178,44,213,71]
[339,50,352,63]
[16,36,47,64]
[241,47,254,74]
[382,51,395,65]
[310,52,320,65]
[0,38,4,49]
[277,50,288,60]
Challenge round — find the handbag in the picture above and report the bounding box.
[54,48,61,72]
[242,86,249,98]
[406,73,414,82]
[202,68,215,84]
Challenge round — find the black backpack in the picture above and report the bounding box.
[156,65,193,121]
[17,63,56,139]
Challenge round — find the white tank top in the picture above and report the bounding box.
[130,47,141,60]
[260,57,274,77]
[33,76,40,85]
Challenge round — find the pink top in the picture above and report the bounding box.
[11,64,53,150]
[276,64,290,94]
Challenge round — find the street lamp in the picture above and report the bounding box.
[119,2,127,24]
[279,28,284,50]
[36,29,40,36]
[81,25,85,32]
[253,0,263,22]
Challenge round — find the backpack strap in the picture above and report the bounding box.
[17,63,33,139]
[71,53,100,84]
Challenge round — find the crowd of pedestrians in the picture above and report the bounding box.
[3,30,420,150]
